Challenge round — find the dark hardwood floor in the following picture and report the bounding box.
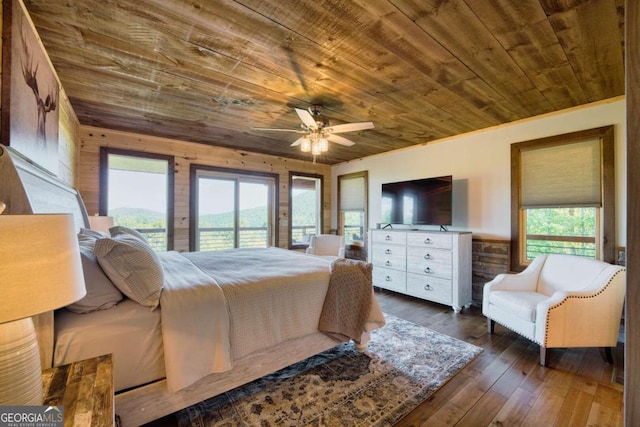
[378,290,624,427]
[143,289,624,426]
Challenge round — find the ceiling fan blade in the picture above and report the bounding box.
[295,108,318,129]
[253,127,304,133]
[325,121,375,133]
[327,134,356,147]
[290,137,305,147]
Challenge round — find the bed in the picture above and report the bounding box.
[0,146,385,426]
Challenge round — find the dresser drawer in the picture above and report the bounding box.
[371,230,407,245]
[407,254,452,279]
[407,247,452,279]
[406,232,452,249]
[371,246,406,270]
[407,273,452,305]
[373,267,406,293]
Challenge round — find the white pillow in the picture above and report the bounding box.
[94,234,164,309]
[66,244,124,313]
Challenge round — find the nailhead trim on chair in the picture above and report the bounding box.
[543,268,625,347]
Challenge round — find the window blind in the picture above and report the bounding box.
[340,175,366,211]
[521,138,602,208]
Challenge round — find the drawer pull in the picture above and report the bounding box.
[385,276,392,282]
[424,253,431,260]
[424,267,432,274]
[385,260,392,267]
[424,284,432,291]
[385,235,392,241]
[385,249,392,254]
[424,237,431,244]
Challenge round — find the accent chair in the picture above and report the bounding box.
[306,234,346,258]
[482,254,625,366]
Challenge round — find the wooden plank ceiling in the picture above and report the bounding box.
[23,0,625,165]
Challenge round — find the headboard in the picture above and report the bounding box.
[0,144,90,368]
[0,145,90,230]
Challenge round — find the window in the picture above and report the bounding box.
[100,148,174,251]
[190,166,277,251]
[511,126,615,271]
[338,171,368,246]
[289,173,323,248]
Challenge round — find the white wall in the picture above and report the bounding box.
[332,97,627,244]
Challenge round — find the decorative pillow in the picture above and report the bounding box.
[109,225,149,243]
[66,244,124,314]
[77,227,109,245]
[94,234,163,309]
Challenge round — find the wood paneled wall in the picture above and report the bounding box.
[626,0,639,424]
[471,238,510,302]
[78,126,332,252]
[55,89,80,185]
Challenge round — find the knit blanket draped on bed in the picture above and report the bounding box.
[319,258,379,343]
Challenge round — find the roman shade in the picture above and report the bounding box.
[339,174,366,211]
[520,138,602,208]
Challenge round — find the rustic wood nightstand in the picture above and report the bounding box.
[42,354,115,426]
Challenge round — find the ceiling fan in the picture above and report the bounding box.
[254,105,374,158]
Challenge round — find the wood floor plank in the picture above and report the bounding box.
[520,388,566,427]
[454,389,507,427]
[555,387,593,427]
[415,401,467,427]
[487,387,537,426]
[586,402,623,427]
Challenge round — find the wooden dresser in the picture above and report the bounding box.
[369,229,472,312]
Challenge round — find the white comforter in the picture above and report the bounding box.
[159,247,383,392]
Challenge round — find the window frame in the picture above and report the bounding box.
[189,164,279,251]
[510,126,615,271]
[338,170,368,247]
[99,147,175,251]
[288,172,324,250]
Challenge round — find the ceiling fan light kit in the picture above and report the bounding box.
[254,105,374,160]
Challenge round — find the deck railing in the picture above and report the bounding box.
[526,234,596,259]
[137,224,347,251]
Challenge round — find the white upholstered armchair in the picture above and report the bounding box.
[306,234,345,258]
[483,254,625,366]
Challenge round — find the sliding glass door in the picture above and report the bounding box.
[192,167,276,251]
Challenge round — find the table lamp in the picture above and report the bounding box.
[88,214,114,233]
[0,214,86,405]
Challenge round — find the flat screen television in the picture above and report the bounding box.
[381,175,452,226]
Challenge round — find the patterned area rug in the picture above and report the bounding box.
[177,314,482,426]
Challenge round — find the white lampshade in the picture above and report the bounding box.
[88,215,114,233]
[0,214,86,323]
[311,141,322,156]
[300,137,311,152]
[0,214,86,405]
[319,138,329,152]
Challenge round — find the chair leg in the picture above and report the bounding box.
[540,346,550,367]
[487,318,495,334]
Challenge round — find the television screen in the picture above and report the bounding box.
[381,175,452,226]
